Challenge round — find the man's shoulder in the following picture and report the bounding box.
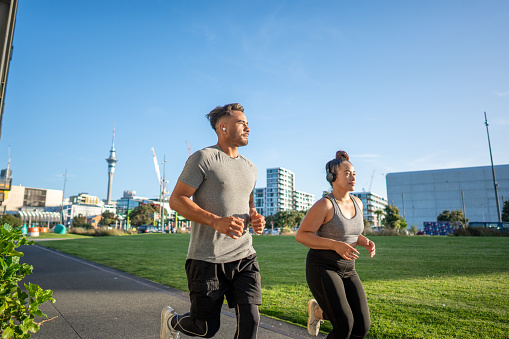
[195,145,220,156]
[187,145,220,162]
[238,154,256,168]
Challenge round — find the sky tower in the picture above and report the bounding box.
[106,126,118,205]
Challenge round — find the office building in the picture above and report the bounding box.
[2,185,63,212]
[70,193,101,205]
[255,167,315,216]
[386,165,509,228]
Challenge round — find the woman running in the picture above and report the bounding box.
[296,150,376,339]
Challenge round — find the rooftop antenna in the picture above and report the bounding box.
[484,112,501,222]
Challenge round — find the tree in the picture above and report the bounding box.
[383,204,406,230]
[374,209,385,228]
[72,214,88,228]
[409,225,419,235]
[264,210,307,230]
[0,214,23,228]
[99,210,117,226]
[363,218,370,228]
[502,200,509,222]
[129,204,157,226]
[437,209,468,227]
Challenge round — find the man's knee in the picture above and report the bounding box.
[199,318,221,338]
[202,319,220,338]
[173,315,220,338]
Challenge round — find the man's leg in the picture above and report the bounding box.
[161,259,225,338]
[171,313,220,338]
[234,304,260,339]
[227,255,262,339]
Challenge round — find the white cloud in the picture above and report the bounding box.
[495,91,509,97]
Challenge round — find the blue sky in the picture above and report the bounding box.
[1,0,508,203]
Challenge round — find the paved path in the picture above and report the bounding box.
[20,244,321,339]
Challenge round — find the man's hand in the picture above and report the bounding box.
[250,211,265,235]
[211,216,245,239]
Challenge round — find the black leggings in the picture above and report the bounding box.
[171,304,259,339]
[306,249,370,339]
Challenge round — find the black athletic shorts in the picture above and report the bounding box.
[185,253,262,321]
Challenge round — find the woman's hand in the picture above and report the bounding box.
[333,241,360,260]
[365,238,376,258]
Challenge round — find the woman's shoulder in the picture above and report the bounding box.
[311,196,334,214]
[350,194,363,208]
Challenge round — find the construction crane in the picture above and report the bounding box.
[151,147,161,187]
[368,170,375,192]
[363,170,375,192]
[150,147,168,230]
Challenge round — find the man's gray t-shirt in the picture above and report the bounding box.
[177,145,257,263]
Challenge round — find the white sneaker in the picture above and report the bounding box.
[307,299,324,336]
[160,306,180,339]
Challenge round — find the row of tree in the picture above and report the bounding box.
[263,204,409,231]
[72,203,165,228]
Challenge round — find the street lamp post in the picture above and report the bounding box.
[484,112,502,222]
[159,155,167,231]
[61,169,67,225]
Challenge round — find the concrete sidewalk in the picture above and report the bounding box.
[20,244,320,339]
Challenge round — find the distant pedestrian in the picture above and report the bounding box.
[161,103,266,339]
[296,150,376,339]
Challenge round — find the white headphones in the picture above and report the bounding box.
[222,127,226,131]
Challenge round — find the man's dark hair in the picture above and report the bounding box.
[206,103,244,131]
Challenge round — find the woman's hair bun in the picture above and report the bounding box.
[336,150,349,161]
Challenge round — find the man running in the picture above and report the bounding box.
[161,103,265,339]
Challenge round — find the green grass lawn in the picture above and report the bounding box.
[28,232,91,240]
[37,234,509,338]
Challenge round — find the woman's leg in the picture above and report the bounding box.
[343,273,370,339]
[317,267,356,339]
[307,260,355,338]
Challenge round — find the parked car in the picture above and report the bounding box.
[137,225,159,233]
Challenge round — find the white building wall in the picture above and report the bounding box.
[3,186,64,211]
[294,190,314,211]
[44,188,63,207]
[3,185,24,211]
[387,165,509,228]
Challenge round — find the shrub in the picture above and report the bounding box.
[279,229,296,236]
[176,227,190,234]
[454,227,509,237]
[68,227,133,236]
[378,228,404,236]
[1,224,55,338]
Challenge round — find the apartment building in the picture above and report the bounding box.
[351,191,388,227]
[255,167,315,216]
